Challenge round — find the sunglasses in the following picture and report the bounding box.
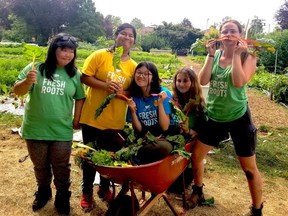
[59,35,78,46]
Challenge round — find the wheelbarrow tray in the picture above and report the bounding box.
[90,154,189,194]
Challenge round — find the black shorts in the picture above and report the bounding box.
[197,107,257,157]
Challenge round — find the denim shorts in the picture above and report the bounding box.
[198,106,257,157]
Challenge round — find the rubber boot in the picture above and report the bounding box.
[187,184,205,209]
[54,190,71,215]
[32,186,52,211]
[245,203,263,216]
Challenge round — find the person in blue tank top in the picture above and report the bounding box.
[188,20,263,216]
[126,61,175,164]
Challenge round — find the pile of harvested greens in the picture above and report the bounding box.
[73,123,191,168]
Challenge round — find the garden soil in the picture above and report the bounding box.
[0,57,288,216]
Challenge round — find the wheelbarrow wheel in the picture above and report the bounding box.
[105,194,140,216]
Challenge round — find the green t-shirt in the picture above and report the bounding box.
[206,51,247,122]
[16,63,86,141]
[187,111,207,133]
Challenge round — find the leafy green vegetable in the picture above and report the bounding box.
[169,100,187,123]
[183,96,200,113]
[22,43,44,69]
[166,134,186,148]
[72,142,96,151]
[73,123,191,167]
[171,149,191,160]
[95,93,116,119]
[113,46,123,72]
[200,197,215,206]
[90,150,114,166]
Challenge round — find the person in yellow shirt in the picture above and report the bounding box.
[79,23,137,212]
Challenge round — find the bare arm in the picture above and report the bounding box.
[198,55,214,85]
[231,40,257,87]
[127,99,142,133]
[73,98,85,129]
[13,69,37,96]
[157,91,170,131]
[199,40,218,85]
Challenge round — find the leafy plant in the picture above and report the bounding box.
[94,93,116,119]
[113,46,123,72]
[22,43,45,69]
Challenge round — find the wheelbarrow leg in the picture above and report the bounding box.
[181,167,190,210]
[162,193,180,216]
[137,193,163,216]
[137,192,180,216]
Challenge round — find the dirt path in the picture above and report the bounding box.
[178,56,203,73]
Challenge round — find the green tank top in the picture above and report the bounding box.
[206,51,247,122]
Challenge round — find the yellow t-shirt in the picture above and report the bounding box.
[80,49,137,130]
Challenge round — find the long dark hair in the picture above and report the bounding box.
[108,23,137,52]
[130,61,161,97]
[172,67,205,113]
[39,33,78,80]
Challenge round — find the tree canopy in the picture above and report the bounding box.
[275,0,288,30]
[0,0,105,44]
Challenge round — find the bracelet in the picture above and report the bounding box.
[208,54,214,58]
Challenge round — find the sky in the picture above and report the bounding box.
[93,0,286,33]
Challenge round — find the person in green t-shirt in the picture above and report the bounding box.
[167,67,207,194]
[171,67,207,141]
[188,20,263,216]
[13,33,85,215]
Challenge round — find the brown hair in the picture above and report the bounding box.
[219,19,254,63]
[172,67,206,113]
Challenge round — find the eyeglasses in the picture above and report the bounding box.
[135,71,152,78]
[220,29,239,35]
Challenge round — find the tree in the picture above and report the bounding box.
[154,22,202,52]
[191,26,219,55]
[130,18,144,29]
[66,0,105,43]
[4,0,105,44]
[3,14,31,42]
[104,15,114,39]
[0,0,12,30]
[10,0,72,42]
[275,1,288,30]
[140,32,169,52]
[247,16,265,39]
[181,18,192,28]
[258,30,288,74]
[112,16,123,32]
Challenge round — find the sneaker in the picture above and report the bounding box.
[32,187,52,211]
[80,192,94,212]
[244,204,263,216]
[97,186,113,203]
[187,185,205,209]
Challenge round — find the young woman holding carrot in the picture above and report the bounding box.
[79,23,137,212]
[189,19,263,216]
[126,61,175,164]
[13,33,85,215]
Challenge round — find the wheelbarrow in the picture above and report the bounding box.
[88,141,194,216]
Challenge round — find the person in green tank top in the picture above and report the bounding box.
[13,33,86,215]
[188,20,263,216]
